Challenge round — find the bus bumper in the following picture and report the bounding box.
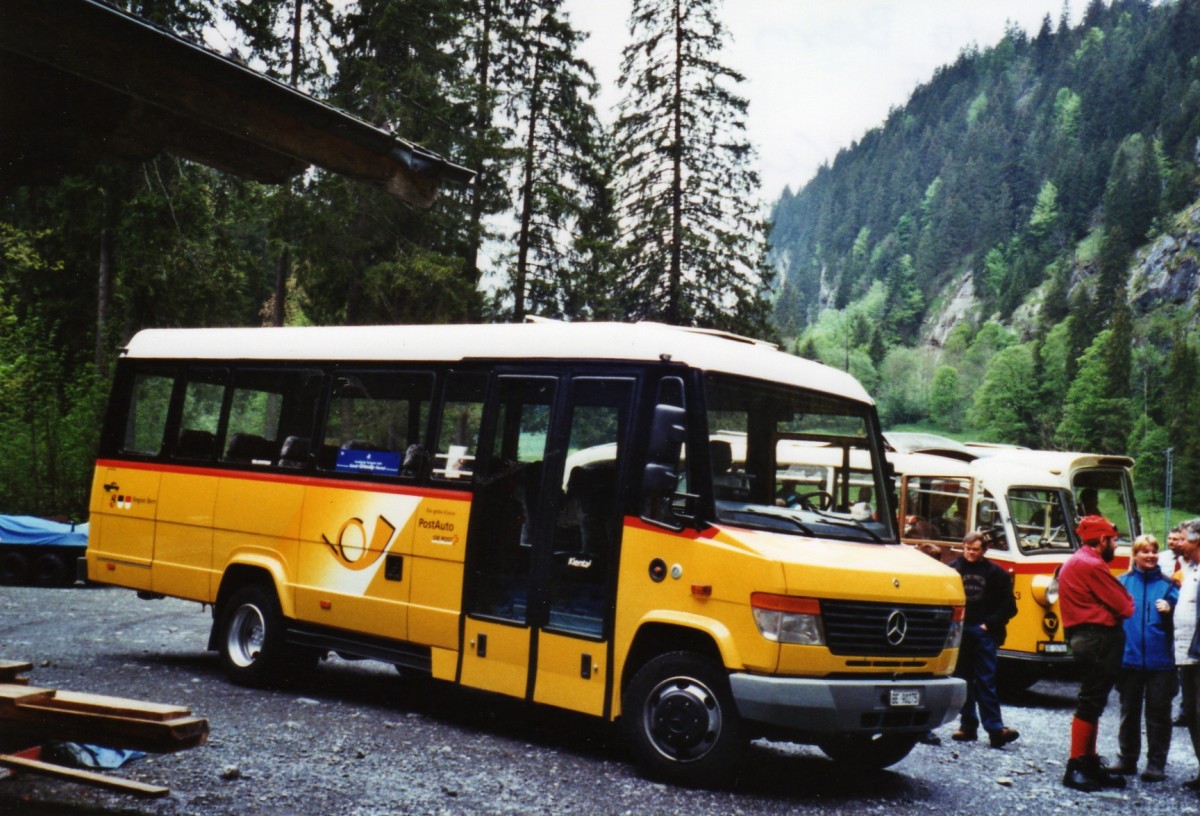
[728,673,967,734]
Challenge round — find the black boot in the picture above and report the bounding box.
[1063,758,1102,792]
[1084,756,1127,789]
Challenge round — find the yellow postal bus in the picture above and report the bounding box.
[888,439,1138,689]
[87,321,965,784]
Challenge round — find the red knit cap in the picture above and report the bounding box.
[1076,514,1118,542]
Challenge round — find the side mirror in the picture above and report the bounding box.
[646,404,686,467]
[642,403,686,504]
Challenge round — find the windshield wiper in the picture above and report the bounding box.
[810,514,883,542]
[720,505,816,536]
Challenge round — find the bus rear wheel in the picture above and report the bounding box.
[818,732,919,768]
[217,584,313,687]
[621,651,744,788]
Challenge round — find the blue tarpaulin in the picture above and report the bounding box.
[0,515,88,547]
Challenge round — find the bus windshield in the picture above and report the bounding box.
[1009,487,1075,553]
[703,374,894,543]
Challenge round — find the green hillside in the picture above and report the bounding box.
[770,0,1200,510]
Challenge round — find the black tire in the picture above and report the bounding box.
[621,651,745,787]
[0,551,30,585]
[216,584,313,687]
[818,732,919,768]
[32,553,68,587]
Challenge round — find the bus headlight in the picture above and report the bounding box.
[750,593,825,645]
[1032,575,1059,608]
[945,605,965,650]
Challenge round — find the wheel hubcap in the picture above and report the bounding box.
[644,676,721,762]
[227,603,265,668]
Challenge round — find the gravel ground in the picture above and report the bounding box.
[4,584,1200,815]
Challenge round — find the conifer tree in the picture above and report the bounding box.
[501,0,612,320]
[611,0,770,334]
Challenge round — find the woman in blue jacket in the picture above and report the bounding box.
[1113,534,1179,781]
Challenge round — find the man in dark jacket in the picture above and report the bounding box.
[950,530,1019,748]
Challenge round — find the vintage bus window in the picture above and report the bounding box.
[1073,469,1136,546]
[975,492,1008,551]
[1009,488,1073,552]
[704,374,892,542]
[322,371,432,477]
[222,369,323,468]
[901,476,970,543]
[433,372,487,482]
[121,370,175,456]
[174,368,226,461]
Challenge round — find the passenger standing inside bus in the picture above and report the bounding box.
[949,530,1019,748]
[1176,520,1200,789]
[1111,534,1177,782]
[1059,515,1134,792]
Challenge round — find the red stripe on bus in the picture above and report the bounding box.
[94,458,471,502]
[989,556,1132,575]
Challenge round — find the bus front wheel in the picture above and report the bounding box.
[621,651,744,787]
[217,584,303,687]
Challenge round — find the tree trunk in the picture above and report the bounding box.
[464,0,494,306]
[514,25,545,323]
[96,187,112,375]
[668,0,684,325]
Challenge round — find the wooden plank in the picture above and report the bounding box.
[0,661,31,683]
[20,689,193,722]
[0,706,209,753]
[0,683,55,704]
[0,753,169,798]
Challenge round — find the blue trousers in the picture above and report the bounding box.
[956,624,1004,733]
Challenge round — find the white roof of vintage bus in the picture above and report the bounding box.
[976,448,1135,474]
[122,321,873,403]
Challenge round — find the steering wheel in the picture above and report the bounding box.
[797,490,834,511]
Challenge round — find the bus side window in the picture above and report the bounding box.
[221,368,323,468]
[120,370,176,456]
[172,368,226,462]
[433,371,487,482]
[321,370,433,477]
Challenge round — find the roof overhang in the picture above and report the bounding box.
[0,0,474,205]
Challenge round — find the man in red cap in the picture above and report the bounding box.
[1058,514,1134,792]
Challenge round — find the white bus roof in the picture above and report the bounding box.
[121,322,873,404]
[976,449,1135,475]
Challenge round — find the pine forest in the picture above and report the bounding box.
[3,0,1200,522]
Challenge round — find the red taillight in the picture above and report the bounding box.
[750,593,820,615]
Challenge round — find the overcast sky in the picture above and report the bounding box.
[565,0,1096,202]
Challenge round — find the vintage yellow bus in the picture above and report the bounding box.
[888,439,1138,689]
[87,321,965,784]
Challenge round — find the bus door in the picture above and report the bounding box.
[459,374,632,717]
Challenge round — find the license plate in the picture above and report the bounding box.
[890,689,921,707]
[1041,642,1069,654]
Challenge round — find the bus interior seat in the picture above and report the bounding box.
[558,461,617,559]
[401,443,427,477]
[225,432,272,463]
[278,435,311,468]
[175,428,215,459]
[710,439,748,501]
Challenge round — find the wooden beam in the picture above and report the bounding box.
[0,753,169,798]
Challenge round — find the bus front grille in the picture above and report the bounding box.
[821,600,953,658]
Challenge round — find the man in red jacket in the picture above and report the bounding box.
[1058,515,1135,792]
